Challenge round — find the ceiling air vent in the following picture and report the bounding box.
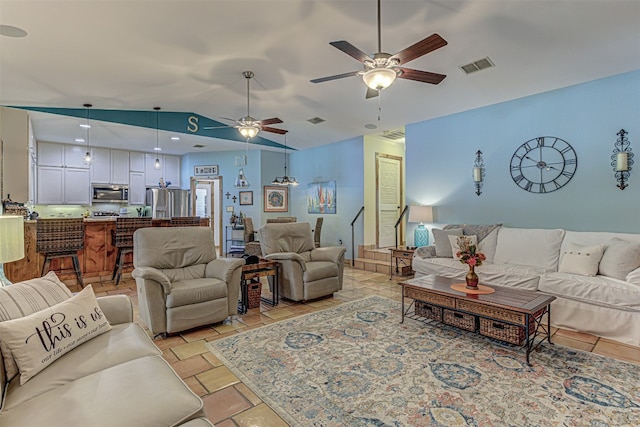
[381,130,405,141]
[460,57,495,74]
[193,144,206,148]
[307,117,326,125]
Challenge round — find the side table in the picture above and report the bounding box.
[389,247,415,279]
[239,258,280,313]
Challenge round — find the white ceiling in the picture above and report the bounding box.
[1,0,639,155]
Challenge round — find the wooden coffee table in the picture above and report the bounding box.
[239,258,280,313]
[398,275,555,365]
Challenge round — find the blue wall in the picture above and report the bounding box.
[406,70,640,237]
[289,136,365,259]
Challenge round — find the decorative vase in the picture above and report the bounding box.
[466,265,479,290]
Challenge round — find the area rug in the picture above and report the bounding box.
[206,296,640,426]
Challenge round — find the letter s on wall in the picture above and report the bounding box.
[187,116,199,133]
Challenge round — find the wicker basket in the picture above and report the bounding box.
[247,281,262,309]
[479,309,544,346]
[415,301,442,321]
[443,309,477,332]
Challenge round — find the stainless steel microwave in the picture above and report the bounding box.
[92,185,128,203]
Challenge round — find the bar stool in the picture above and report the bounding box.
[111,217,152,285]
[169,216,201,226]
[36,218,85,287]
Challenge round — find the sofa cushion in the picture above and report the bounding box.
[304,261,339,283]
[3,322,160,411]
[598,238,640,280]
[494,227,565,270]
[134,227,217,270]
[166,278,228,308]
[432,228,462,257]
[627,267,640,286]
[558,242,606,277]
[539,272,640,311]
[0,355,204,427]
[0,285,111,385]
[0,272,73,381]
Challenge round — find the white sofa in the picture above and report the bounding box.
[0,273,214,427]
[413,224,640,347]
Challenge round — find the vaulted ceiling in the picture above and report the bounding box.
[1,0,639,155]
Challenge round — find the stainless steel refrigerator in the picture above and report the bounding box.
[146,188,191,219]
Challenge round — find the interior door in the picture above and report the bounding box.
[190,177,222,250]
[376,154,402,248]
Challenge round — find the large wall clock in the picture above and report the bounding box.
[510,136,577,193]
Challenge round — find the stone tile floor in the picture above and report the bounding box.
[88,268,640,426]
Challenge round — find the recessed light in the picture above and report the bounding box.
[364,124,377,129]
[153,147,162,151]
[0,25,27,38]
[171,136,180,141]
[75,138,85,143]
[79,124,91,129]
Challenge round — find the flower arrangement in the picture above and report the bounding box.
[455,235,486,267]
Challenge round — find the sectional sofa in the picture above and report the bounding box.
[413,224,640,347]
[0,273,213,427]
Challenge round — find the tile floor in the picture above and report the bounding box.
[86,267,640,427]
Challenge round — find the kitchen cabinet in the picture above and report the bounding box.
[129,151,145,172]
[91,148,129,184]
[0,107,34,204]
[145,153,180,187]
[129,171,146,205]
[36,166,91,205]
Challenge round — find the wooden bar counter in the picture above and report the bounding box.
[5,217,210,284]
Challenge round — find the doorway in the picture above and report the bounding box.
[190,177,223,251]
[376,153,403,248]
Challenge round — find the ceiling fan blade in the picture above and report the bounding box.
[365,87,379,99]
[310,70,360,84]
[392,34,448,65]
[397,68,447,85]
[329,41,370,63]
[262,126,288,135]
[259,117,283,126]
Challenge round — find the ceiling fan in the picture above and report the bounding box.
[310,0,448,99]
[204,70,287,139]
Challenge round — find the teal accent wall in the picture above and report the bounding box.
[405,70,640,237]
[289,137,364,259]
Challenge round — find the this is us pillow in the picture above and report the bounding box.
[0,285,111,385]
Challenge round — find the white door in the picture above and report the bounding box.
[376,154,402,248]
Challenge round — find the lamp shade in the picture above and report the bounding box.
[0,216,25,263]
[408,206,434,224]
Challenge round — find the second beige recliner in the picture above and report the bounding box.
[258,222,346,301]
[132,226,245,337]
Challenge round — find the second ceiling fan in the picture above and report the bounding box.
[311,0,448,98]
[205,70,287,139]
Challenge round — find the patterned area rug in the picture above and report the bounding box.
[206,296,640,426]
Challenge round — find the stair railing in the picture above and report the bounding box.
[350,206,365,266]
[394,205,409,248]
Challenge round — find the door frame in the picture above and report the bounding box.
[190,176,223,251]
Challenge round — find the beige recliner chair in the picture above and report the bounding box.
[132,227,245,337]
[258,222,346,302]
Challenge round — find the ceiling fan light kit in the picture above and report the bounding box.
[362,67,398,91]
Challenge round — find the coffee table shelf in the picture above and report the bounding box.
[398,275,555,365]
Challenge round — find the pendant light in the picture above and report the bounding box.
[234,168,250,188]
[153,107,161,170]
[81,103,93,164]
[271,133,298,186]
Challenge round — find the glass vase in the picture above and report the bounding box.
[466,265,479,290]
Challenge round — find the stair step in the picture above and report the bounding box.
[353,257,391,275]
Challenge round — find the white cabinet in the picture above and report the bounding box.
[129,151,145,172]
[129,171,146,205]
[144,154,180,187]
[37,166,90,205]
[111,150,129,184]
[64,145,90,169]
[37,142,65,167]
[91,148,129,184]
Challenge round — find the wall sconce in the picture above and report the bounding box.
[473,150,485,196]
[611,129,633,190]
[408,205,434,248]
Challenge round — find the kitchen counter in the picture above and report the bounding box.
[5,217,210,284]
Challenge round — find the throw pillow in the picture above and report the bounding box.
[558,242,606,277]
[626,267,640,286]
[598,238,640,280]
[0,285,111,385]
[0,271,73,381]
[432,228,463,257]
[448,235,478,260]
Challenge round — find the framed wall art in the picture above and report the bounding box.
[308,181,336,214]
[194,165,219,176]
[239,190,253,205]
[263,186,288,212]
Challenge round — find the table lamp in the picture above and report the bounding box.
[408,206,434,248]
[0,215,25,287]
